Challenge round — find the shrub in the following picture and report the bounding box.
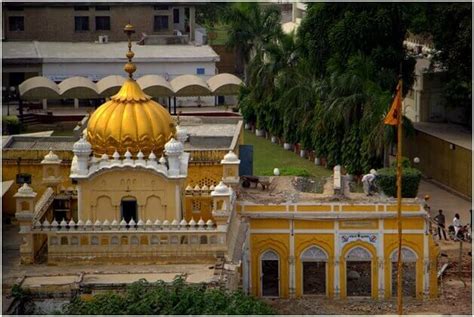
[375,167,422,198]
[2,115,22,135]
[62,276,275,315]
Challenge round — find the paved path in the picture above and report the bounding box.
[417,179,472,226]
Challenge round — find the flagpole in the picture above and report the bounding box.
[396,75,404,315]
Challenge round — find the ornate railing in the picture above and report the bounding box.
[33,187,54,223]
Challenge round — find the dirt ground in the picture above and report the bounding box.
[267,240,473,315]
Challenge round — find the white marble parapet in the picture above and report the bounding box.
[70,152,187,179]
[35,217,217,232]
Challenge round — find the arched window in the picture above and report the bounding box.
[390,247,417,298]
[111,236,119,245]
[346,246,372,297]
[261,250,280,297]
[301,246,328,295]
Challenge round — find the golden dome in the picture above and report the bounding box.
[87,23,175,156]
[87,79,176,156]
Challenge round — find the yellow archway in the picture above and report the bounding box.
[340,241,378,299]
[295,237,334,298]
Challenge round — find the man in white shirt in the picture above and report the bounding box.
[453,213,462,240]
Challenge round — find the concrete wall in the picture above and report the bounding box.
[42,61,217,82]
[403,131,472,198]
[3,3,194,42]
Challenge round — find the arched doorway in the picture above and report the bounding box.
[260,250,280,297]
[301,246,328,295]
[391,247,417,298]
[346,246,372,297]
[121,197,137,223]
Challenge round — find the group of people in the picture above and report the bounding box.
[433,209,472,241]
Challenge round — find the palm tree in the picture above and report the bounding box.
[224,2,282,82]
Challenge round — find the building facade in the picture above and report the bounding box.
[3,2,198,43]
[240,202,438,299]
[10,26,439,301]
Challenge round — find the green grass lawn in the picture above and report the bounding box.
[243,130,332,178]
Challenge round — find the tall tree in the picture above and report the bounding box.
[223,3,282,81]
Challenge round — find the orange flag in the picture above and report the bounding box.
[384,81,402,126]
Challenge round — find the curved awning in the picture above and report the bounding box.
[137,75,174,97]
[58,76,99,99]
[97,75,126,96]
[171,74,211,97]
[19,76,61,100]
[18,73,244,100]
[207,73,243,95]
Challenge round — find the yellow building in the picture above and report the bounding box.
[10,24,439,301]
[239,201,438,299]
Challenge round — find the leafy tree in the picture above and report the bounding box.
[195,3,231,28]
[424,3,471,127]
[223,2,282,80]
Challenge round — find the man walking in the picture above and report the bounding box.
[453,213,462,241]
[434,209,447,240]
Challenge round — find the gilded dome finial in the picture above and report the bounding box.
[123,23,136,79]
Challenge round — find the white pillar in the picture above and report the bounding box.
[76,184,82,220]
[42,99,48,110]
[175,184,181,220]
[334,219,340,298]
[423,230,430,298]
[74,98,79,109]
[289,218,296,297]
[378,220,385,298]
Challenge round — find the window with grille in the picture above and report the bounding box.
[192,200,201,213]
[95,16,110,31]
[154,15,169,31]
[75,16,89,31]
[9,16,24,31]
[197,177,217,187]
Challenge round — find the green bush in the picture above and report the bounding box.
[2,115,22,135]
[375,167,422,198]
[62,276,275,315]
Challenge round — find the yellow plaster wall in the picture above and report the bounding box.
[296,205,332,212]
[184,195,213,221]
[342,205,377,212]
[244,205,287,212]
[79,169,184,221]
[250,219,289,230]
[294,234,334,297]
[384,218,425,230]
[386,204,421,212]
[339,220,379,230]
[250,234,290,298]
[186,164,223,187]
[294,220,334,230]
[2,162,72,216]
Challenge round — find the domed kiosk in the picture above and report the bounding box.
[87,25,176,157]
[69,24,192,226]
